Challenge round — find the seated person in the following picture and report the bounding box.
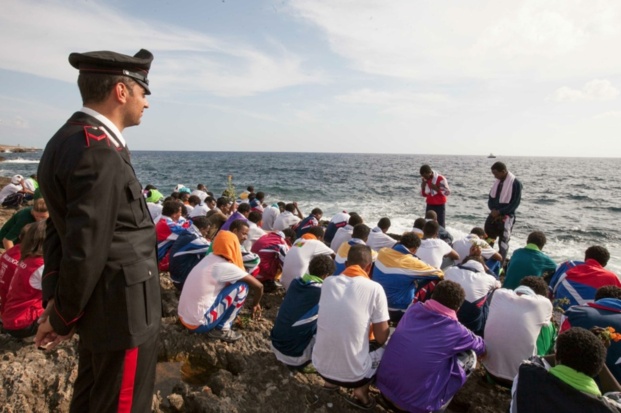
[367,217,397,252]
[261,201,284,231]
[188,195,213,218]
[228,220,261,276]
[312,245,390,409]
[0,198,48,250]
[281,227,333,290]
[483,277,553,383]
[145,187,164,220]
[503,231,557,290]
[251,229,296,291]
[214,196,232,217]
[169,216,211,291]
[444,255,501,336]
[243,210,266,251]
[1,221,45,338]
[249,191,265,212]
[324,210,350,245]
[270,255,335,369]
[273,202,303,232]
[295,208,323,239]
[452,227,502,265]
[416,221,459,269]
[221,202,250,231]
[177,231,263,342]
[191,183,209,203]
[561,285,621,384]
[334,224,373,274]
[550,246,621,310]
[372,232,443,315]
[330,213,363,252]
[155,200,188,271]
[510,327,621,413]
[425,210,453,245]
[412,217,426,238]
[0,175,31,207]
[376,280,486,413]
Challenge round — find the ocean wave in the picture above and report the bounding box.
[2,158,39,164]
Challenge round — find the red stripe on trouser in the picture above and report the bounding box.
[117,347,139,413]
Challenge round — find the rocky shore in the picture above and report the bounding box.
[0,177,511,412]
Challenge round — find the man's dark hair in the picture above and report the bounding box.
[307,226,324,240]
[247,186,255,193]
[519,276,548,297]
[491,161,507,172]
[237,203,251,214]
[526,231,547,250]
[470,227,486,238]
[424,210,437,221]
[585,246,610,267]
[431,280,466,311]
[216,197,229,208]
[352,224,370,241]
[197,184,207,190]
[205,196,215,204]
[311,207,323,216]
[170,192,181,200]
[162,200,182,217]
[248,211,262,224]
[255,191,265,201]
[413,217,426,230]
[188,195,201,206]
[346,244,372,269]
[282,228,296,243]
[423,220,439,238]
[309,255,336,279]
[595,285,621,301]
[377,217,391,231]
[277,202,286,211]
[20,221,46,259]
[463,255,486,266]
[556,327,606,377]
[419,164,432,175]
[77,73,137,105]
[348,213,363,226]
[180,193,190,202]
[285,203,296,213]
[400,232,421,249]
[191,216,210,230]
[144,184,157,191]
[229,219,249,233]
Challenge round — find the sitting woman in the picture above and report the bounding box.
[511,327,621,413]
[1,221,45,339]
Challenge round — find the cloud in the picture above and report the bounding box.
[0,1,325,97]
[336,89,454,117]
[288,0,621,81]
[549,79,619,102]
[0,116,28,129]
[593,110,621,119]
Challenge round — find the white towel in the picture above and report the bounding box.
[424,171,440,196]
[489,171,515,204]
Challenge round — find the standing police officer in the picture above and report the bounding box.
[35,49,161,412]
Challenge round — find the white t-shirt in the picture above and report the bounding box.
[243,222,267,251]
[444,261,500,303]
[191,189,208,202]
[261,205,280,230]
[312,275,389,382]
[483,288,552,380]
[178,254,248,327]
[0,183,22,203]
[147,202,163,221]
[416,238,453,268]
[188,203,210,218]
[273,211,301,232]
[452,234,497,264]
[330,225,354,252]
[366,227,397,252]
[281,239,333,290]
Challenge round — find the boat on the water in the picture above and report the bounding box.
[488,153,496,158]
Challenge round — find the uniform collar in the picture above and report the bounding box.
[80,106,126,148]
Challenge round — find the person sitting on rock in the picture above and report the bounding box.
[243,211,266,251]
[367,217,397,252]
[330,213,363,252]
[376,280,486,413]
[273,202,303,232]
[270,255,335,369]
[444,255,501,336]
[295,207,323,239]
[178,230,263,342]
[251,229,296,292]
[1,221,45,338]
[334,224,374,274]
[550,245,621,311]
[425,210,453,245]
[221,202,250,231]
[416,220,459,269]
[280,226,333,291]
[510,327,621,413]
[324,210,350,245]
[169,216,212,291]
[503,231,557,290]
[452,227,502,267]
[0,198,48,251]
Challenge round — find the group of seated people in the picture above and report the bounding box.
[3,178,621,412]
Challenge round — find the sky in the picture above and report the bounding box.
[1,0,621,157]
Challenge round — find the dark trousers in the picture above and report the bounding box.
[70,333,158,413]
[426,204,446,228]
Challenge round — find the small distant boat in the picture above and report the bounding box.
[487,153,496,158]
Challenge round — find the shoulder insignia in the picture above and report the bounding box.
[84,126,111,147]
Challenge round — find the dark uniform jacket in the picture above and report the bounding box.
[38,111,161,353]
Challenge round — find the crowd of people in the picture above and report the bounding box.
[0,44,619,412]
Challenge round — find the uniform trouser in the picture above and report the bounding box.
[485,214,515,262]
[70,332,158,413]
[426,204,446,228]
[193,281,248,333]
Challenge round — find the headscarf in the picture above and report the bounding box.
[212,230,244,270]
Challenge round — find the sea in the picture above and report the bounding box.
[5,150,621,273]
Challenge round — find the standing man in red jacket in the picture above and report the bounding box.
[420,164,451,229]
